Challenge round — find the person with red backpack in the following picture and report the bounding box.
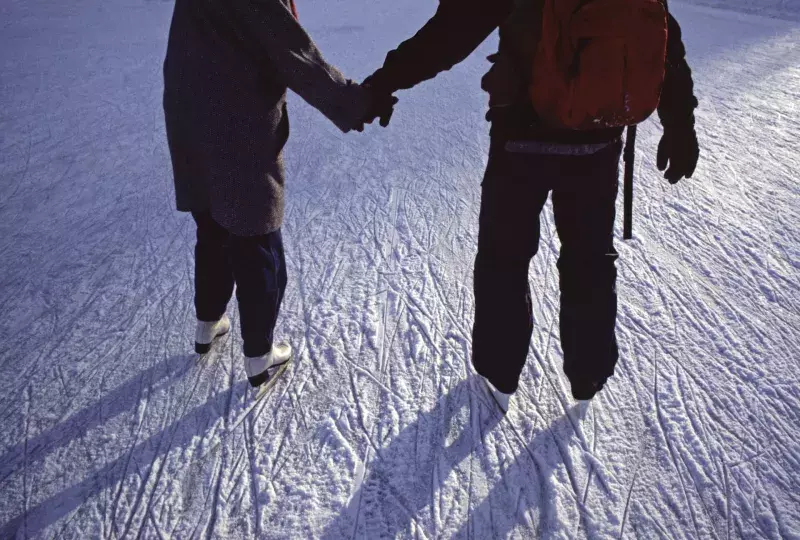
[363,0,700,411]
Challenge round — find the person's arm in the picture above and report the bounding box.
[365,0,515,95]
[658,13,698,129]
[231,0,368,132]
[656,12,700,182]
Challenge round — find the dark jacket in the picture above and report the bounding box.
[366,0,697,145]
[163,0,367,236]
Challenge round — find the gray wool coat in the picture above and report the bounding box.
[163,0,367,236]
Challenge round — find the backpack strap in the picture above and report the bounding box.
[623,125,637,240]
[625,0,668,241]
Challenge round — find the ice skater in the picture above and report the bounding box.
[162,0,396,387]
[362,0,700,411]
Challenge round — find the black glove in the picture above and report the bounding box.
[354,82,398,132]
[657,126,699,184]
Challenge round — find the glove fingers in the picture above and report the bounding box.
[359,89,397,129]
[659,128,698,182]
[656,138,669,171]
[686,146,699,179]
[664,161,682,183]
[378,96,397,127]
[685,160,697,179]
[673,147,698,181]
[379,108,394,128]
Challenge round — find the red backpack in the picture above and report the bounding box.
[529,0,669,130]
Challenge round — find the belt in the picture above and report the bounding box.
[504,138,621,156]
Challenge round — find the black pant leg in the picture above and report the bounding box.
[472,144,551,394]
[228,229,288,358]
[192,211,235,322]
[551,142,622,385]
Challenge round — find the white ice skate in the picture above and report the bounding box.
[194,315,231,354]
[244,343,292,388]
[482,377,511,414]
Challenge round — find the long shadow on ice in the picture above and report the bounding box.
[0,353,195,482]
[455,406,600,539]
[319,377,502,539]
[321,382,594,539]
[320,381,593,538]
[0,357,265,538]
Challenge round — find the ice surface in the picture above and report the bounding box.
[0,0,798,538]
[677,0,800,21]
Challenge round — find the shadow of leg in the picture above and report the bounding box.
[320,377,503,539]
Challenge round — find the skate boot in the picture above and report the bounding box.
[244,343,292,387]
[482,376,511,414]
[570,378,606,401]
[195,315,231,354]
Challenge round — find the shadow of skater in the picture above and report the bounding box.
[0,353,196,482]
[457,405,610,539]
[320,377,503,540]
[0,365,275,538]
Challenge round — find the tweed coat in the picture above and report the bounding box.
[163,0,367,236]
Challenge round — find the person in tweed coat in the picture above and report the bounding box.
[163,0,396,387]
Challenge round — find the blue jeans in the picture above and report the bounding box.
[192,212,287,358]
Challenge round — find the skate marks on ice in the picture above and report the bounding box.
[319,379,500,540]
[607,6,800,537]
[672,0,800,22]
[0,354,195,485]
[0,0,799,538]
[320,378,611,540]
[0,351,294,539]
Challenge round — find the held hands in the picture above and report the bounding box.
[657,125,700,184]
[353,79,398,132]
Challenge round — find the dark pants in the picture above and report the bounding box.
[192,212,287,358]
[472,139,622,394]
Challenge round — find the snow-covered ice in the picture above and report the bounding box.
[1,0,798,538]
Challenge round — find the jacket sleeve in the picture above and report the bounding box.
[658,13,698,129]
[365,0,515,94]
[232,0,367,133]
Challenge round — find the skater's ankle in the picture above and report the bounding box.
[480,375,516,395]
